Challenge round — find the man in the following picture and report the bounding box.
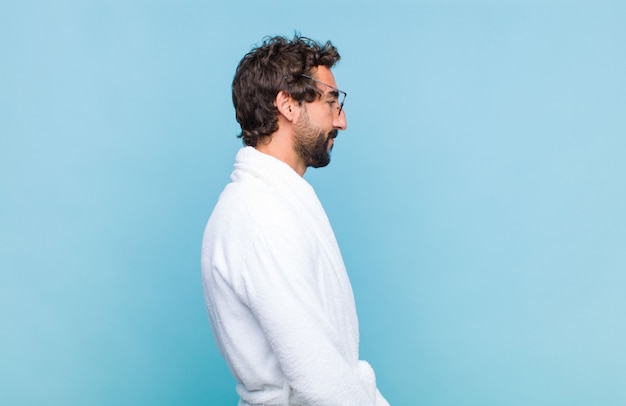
[201,35,389,406]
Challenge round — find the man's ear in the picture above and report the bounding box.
[276,91,296,122]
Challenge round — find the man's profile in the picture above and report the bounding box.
[201,34,389,406]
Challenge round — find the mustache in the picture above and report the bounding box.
[328,129,338,139]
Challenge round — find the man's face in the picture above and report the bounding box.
[293,66,347,168]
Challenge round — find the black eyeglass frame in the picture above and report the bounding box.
[300,74,347,116]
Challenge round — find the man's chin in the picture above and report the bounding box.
[310,153,331,168]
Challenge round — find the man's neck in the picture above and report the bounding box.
[255,131,306,176]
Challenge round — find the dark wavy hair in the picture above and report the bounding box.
[232,35,341,146]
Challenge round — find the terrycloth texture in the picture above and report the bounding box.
[202,147,389,406]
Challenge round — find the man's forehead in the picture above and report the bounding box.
[311,66,338,88]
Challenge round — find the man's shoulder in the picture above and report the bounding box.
[209,174,303,234]
[202,175,313,278]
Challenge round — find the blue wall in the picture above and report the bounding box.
[2,1,625,405]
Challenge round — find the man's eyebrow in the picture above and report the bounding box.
[327,89,339,99]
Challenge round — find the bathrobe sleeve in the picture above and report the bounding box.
[237,221,379,406]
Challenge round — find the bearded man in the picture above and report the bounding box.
[201,35,389,406]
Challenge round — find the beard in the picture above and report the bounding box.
[293,109,338,169]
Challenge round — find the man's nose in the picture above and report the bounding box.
[334,109,347,131]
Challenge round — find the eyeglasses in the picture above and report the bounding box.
[301,74,347,116]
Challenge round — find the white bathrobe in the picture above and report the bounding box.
[201,147,389,406]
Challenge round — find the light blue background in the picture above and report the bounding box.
[1,1,625,405]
